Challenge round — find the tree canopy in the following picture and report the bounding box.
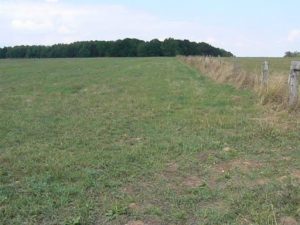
[284,51,300,57]
[0,38,233,58]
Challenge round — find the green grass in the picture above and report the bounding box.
[0,58,299,225]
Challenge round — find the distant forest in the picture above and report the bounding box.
[284,51,300,57]
[0,38,233,58]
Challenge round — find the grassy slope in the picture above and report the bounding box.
[0,58,299,225]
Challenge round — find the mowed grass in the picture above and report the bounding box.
[0,58,299,225]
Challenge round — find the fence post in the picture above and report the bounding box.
[261,61,269,87]
[288,61,300,108]
[232,58,241,76]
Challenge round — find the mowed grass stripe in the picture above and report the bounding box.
[0,58,299,225]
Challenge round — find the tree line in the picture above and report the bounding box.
[0,38,233,58]
[284,51,300,57]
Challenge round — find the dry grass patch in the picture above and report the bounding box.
[280,216,298,225]
[291,170,300,180]
[165,162,179,173]
[125,220,145,225]
[161,162,207,191]
[182,176,205,188]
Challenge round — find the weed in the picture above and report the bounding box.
[105,205,129,221]
[64,216,81,225]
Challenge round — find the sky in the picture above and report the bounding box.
[0,0,299,56]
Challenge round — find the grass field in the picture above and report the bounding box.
[0,58,299,225]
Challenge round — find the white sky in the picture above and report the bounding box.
[0,0,299,56]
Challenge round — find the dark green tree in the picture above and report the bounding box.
[0,38,233,58]
[161,38,179,56]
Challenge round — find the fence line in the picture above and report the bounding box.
[180,56,299,110]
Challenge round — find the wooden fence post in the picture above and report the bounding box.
[232,58,241,76]
[261,61,269,87]
[288,61,300,108]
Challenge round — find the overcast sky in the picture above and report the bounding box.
[0,0,299,56]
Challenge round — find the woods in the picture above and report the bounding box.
[284,51,300,57]
[0,38,233,58]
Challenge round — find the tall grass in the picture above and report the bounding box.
[180,56,298,110]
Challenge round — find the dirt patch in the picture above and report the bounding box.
[144,219,162,225]
[237,217,254,225]
[197,152,210,162]
[280,217,298,225]
[207,175,218,188]
[128,137,143,144]
[122,185,136,195]
[254,178,269,186]
[161,162,206,191]
[232,95,242,103]
[125,220,145,225]
[278,170,300,183]
[128,203,139,211]
[182,176,205,188]
[204,200,229,211]
[234,159,262,171]
[126,218,165,225]
[291,170,300,180]
[214,159,262,174]
[118,134,144,146]
[207,159,264,189]
[214,161,230,174]
[165,162,179,173]
[223,147,231,152]
[278,176,289,183]
[282,156,292,161]
[126,181,157,197]
[159,162,181,190]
